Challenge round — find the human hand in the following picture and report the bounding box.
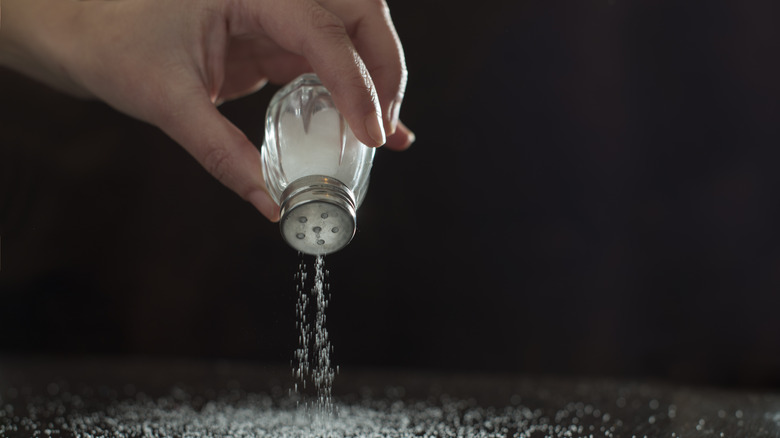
[0,0,413,221]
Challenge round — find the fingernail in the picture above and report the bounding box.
[399,120,416,148]
[385,100,401,135]
[407,128,416,146]
[248,190,280,222]
[364,113,386,146]
[400,122,416,149]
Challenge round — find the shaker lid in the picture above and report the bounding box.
[280,176,357,256]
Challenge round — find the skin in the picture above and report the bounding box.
[0,0,414,221]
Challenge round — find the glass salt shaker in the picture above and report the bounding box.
[261,73,375,256]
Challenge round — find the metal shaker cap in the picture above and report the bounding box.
[280,176,357,256]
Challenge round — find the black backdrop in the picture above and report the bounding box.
[2,0,780,387]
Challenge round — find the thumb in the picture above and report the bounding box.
[155,90,280,222]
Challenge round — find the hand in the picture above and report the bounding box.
[0,0,414,221]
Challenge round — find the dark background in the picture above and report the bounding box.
[1,0,779,388]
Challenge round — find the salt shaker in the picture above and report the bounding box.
[261,73,375,255]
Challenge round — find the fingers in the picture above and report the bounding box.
[230,0,389,147]
[384,120,415,151]
[324,0,408,136]
[220,38,312,103]
[156,86,281,222]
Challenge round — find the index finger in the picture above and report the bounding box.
[230,0,387,147]
[321,0,408,136]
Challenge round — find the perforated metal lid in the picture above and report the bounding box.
[279,176,357,256]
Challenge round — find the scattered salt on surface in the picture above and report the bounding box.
[2,384,779,438]
[0,390,627,438]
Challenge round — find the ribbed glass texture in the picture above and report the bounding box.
[261,74,375,206]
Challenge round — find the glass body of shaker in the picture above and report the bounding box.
[261,73,375,255]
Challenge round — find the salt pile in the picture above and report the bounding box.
[2,378,779,438]
[0,388,626,438]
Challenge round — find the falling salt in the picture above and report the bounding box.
[294,254,336,415]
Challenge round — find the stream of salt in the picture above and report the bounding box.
[294,255,336,415]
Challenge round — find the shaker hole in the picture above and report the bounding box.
[298,217,308,223]
[317,239,325,245]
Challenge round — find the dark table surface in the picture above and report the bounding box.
[0,358,778,437]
